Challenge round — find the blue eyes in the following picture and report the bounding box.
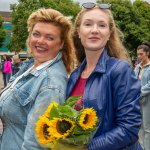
[32,32,54,40]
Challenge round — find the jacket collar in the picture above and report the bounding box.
[67,48,110,97]
[76,48,109,74]
[10,52,62,80]
[94,48,110,73]
[70,48,110,83]
[30,52,62,77]
[139,61,150,69]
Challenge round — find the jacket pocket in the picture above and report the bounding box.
[3,89,34,125]
[13,88,34,107]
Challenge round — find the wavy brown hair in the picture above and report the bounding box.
[26,8,75,73]
[73,8,130,65]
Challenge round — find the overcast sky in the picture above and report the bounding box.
[0,0,149,11]
[0,0,96,11]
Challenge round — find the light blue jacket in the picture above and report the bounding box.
[134,63,150,99]
[0,53,68,150]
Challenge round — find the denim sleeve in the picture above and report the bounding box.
[88,61,142,150]
[141,80,150,97]
[21,87,66,150]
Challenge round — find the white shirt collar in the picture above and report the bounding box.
[35,52,60,71]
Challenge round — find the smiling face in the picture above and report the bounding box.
[29,22,63,67]
[78,8,110,52]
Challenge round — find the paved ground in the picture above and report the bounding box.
[0,72,4,89]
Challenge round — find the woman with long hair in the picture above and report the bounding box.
[67,3,142,150]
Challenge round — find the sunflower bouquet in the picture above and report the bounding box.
[35,96,99,150]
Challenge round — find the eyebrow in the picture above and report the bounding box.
[83,19,107,23]
[33,30,55,36]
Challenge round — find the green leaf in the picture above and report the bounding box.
[59,134,92,146]
[49,106,60,120]
[59,105,79,119]
[72,125,85,135]
[63,96,81,107]
[72,125,95,136]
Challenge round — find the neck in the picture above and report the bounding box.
[81,50,103,78]
[141,58,150,66]
[86,49,103,67]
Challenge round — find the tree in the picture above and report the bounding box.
[133,0,150,43]
[97,0,150,55]
[0,15,6,48]
[8,0,80,52]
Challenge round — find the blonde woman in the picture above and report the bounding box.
[0,8,74,150]
[67,3,142,150]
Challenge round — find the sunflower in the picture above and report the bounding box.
[35,116,55,144]
[48,118,75,139]
[44,102,58,118]
[78,108,98,130]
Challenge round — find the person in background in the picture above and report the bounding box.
[66,2,142,150]
[12,55,22,76]
[0,8,74,150]
[1,55,7,88]
[3,55,12,84]
[25,56,32,61]
[134,42,150,150]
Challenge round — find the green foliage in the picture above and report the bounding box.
[9,0,150,56]
[62,96,81,107]
[59,105,79,119]
[8,0,80,52]
[133,0,150,43]
[97,0,150,56]
[49,106,60,120]
[0,16,6,48]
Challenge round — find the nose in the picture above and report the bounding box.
[91,24,99,33]
[37,36,46,44]
[137,55,141,60]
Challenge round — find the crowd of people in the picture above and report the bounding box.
[0,2,149,150]
[1,54,24,88]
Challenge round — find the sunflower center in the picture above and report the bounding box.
[43,124,50,139]
[83,114,89,124]
[57,120,72,134]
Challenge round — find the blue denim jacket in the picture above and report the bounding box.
[134,63,150,97]
[0,52,68,150]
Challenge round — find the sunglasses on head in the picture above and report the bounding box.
[82,2,111,9]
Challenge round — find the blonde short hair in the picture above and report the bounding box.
[26,8,75,73]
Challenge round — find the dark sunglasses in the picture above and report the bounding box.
[82,3,111,9]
